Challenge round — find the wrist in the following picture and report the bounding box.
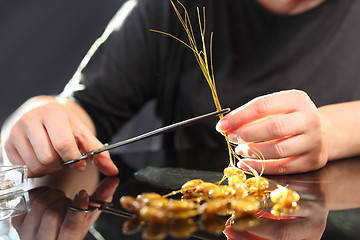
[318,106,333,161]
[318,101,360,160]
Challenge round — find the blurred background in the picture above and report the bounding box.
[0,0,125,126]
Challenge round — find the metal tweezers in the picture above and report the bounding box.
[67,197,133,218]
[62,108,230,166]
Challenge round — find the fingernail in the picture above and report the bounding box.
[228,135,246,145]
[235,145,244,155]
[216,119,229,132]
[71,164,86,172]
[92,158,99,166]
[76,190,87,200]
[77,162,87,172]
[228,133,238,143]
[237,161,250,171]
[235,144,250,157]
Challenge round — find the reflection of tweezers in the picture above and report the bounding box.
[63,108,230,166]
[67,197,132,218]
[67,197,222,240]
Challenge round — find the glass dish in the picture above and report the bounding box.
[0,166,28,197]
[0,190,30,221]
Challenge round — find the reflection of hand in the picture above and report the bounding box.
[216,90,328,174]
[224,169,330,240]
[224,217,327,240]
[224,208,328,240]
[11,177,119,240]
[1,95,118,177]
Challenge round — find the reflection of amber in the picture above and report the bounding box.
[169,219,197,238]
[119,166,300,239]
[122,216,143,235]
[229,216,260,232]
[271,204,300,217]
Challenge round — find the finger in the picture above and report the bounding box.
[36,197,68,240]
[84,177,119,226]
[92,152,118,176]
[12,134,60,177]
[3,112,65,177]
[16,110,63,167]
[3,124,31,167]
[20,189,65,237]
[74,127,118,176]
[216,90,310,133]
[26,123,62,167]
[11,212,26,232]
[28,187,51,204]
[11,187,50,232]
[43,109,83,163]
[235,134,312,160]
[3,141,26,166]
[92,177,119,201]
[59,190,89,240]
[228,112,307,144]
[237,154,323,175]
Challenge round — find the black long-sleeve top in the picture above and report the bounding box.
[61,0,360,149]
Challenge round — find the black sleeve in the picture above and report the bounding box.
[61,0,160,142]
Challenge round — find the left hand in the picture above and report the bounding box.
[11,177,119,240]
[216,90,328,174]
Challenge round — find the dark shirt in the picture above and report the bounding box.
[62,0,360,149]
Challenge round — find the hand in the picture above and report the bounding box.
[1,96,118,177]
[216,90,328,174]
[11,177,119,240]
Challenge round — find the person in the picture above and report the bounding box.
[2,0,360,178]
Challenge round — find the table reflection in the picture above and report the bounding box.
[10,149,360,240]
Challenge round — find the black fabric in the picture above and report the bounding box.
[62,0,360,149]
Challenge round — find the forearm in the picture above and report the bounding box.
[319,100,360,160]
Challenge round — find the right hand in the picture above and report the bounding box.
[1,96,118,177]
[216,90,328,174]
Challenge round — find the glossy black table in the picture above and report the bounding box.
[12,149,360,240]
